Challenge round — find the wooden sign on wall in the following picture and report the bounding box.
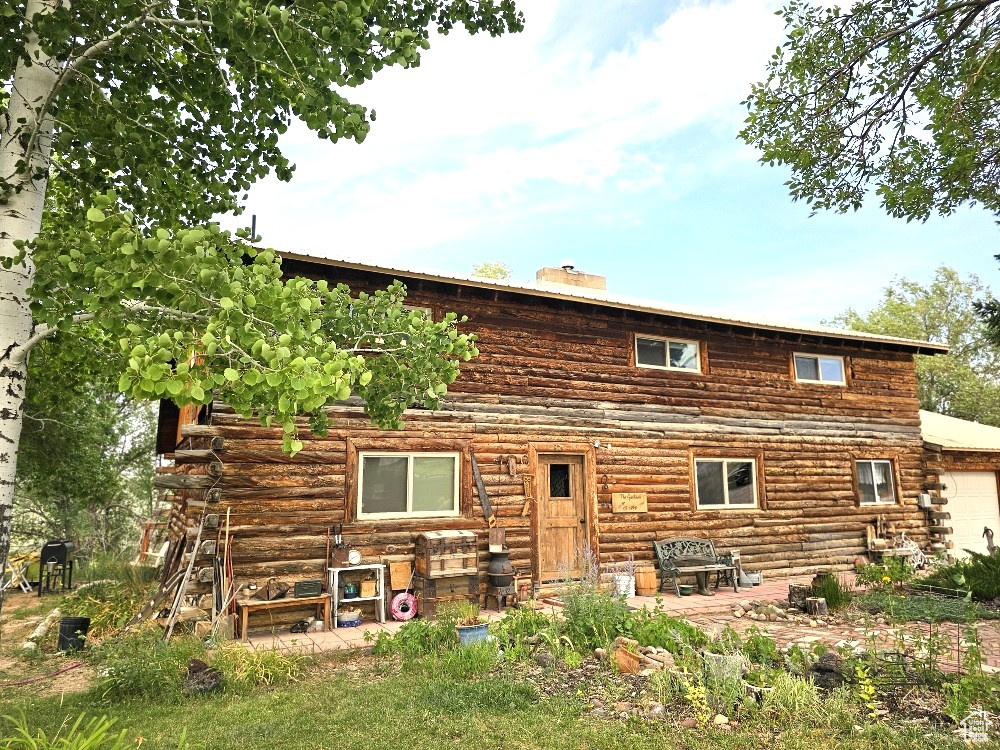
[612,492,648,513]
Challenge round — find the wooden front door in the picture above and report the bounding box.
[538,454,586,581]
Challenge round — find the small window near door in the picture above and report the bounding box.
[695,459,758,509]
[857,459,896,505]
[793,353,846,384]
[549,463,571,498]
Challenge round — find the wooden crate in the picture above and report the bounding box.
[413,574,478,599]
[414,530,478,578]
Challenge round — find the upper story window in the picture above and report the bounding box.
[793,353,846,385]
[403,304,432,318]
[695,458,758,509]
[358,452,460,519]
[635,335,700,372]
[857,459,896,505]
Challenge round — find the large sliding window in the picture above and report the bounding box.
[358,453,460,519]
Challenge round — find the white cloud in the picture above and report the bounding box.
[227,0,786,259]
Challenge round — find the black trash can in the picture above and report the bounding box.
[57,616,91,652]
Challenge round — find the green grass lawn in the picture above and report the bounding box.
[0,659,969,750]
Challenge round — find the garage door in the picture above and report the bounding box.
[941,471,1000,558]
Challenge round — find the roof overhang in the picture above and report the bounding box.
[279,252,950,355]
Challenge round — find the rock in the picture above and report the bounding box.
[739,599,752,610]
[614,701,632,713]
[809,620,817,628]
[733,607,744,617]
[811,651,844,689]
[594,648,607,661]
[816,619,826,626]
[647,703,667,720]
[639,668,656,677]
[183,658,222,694]
[535,652,555,667]
[767,613,777,622]
[713,714,730,725]
[592,708,608,719]
[680,718,699,729]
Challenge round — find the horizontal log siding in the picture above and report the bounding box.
[278,262,923,423]
[173,396,928,595]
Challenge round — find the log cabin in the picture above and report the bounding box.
[156,256,950,622]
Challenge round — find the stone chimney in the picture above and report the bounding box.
[535,262,606,292]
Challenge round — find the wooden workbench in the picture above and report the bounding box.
[236,594,331,640]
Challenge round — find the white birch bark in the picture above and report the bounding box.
[0,0,61,618]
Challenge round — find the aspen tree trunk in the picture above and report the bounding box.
[0,0,60,619]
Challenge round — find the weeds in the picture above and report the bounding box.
[90,626,206,703]
[812,572,853,611]
[558,583,630,653]
[0,713,193,750]
[211,644,309,690]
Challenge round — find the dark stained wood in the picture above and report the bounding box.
[158,261,940,593]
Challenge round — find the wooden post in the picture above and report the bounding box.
[806,597,828,616]
[788,583,810,610]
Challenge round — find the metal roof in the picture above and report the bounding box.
[920,410,1000,452]
[279,252,949,354]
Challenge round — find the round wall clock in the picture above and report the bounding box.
[347,549,362,565]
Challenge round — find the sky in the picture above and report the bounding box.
[222,0,999,326]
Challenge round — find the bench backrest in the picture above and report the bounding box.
[653,537,719,564]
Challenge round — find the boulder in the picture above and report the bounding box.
[183,658,222,694]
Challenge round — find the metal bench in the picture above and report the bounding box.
[653,537,738,596]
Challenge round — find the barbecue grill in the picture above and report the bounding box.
[37,539,75,595]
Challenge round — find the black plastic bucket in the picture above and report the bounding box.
[57,616,91,652]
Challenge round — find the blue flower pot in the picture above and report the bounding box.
[456,623,489,646]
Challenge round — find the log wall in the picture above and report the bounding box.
[162,263,935,622]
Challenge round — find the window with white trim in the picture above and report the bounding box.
[695,459,758,509]
[402,304,432,318]
[793,353,846,384]
[358,452,460,519]
[635,335,700,371]
[856,459,896,505]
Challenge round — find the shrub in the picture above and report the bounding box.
[60,557,159,638]
[370,616,457,658]
[741,626,780,666]
[760,673,823,724]
[90,625,207,702]
[811,573,853,611]
[627,603,708,654]
[559,583,631,653]
[211,643,309,690]
[925,551,1000,602]
[855,558,914,592]
[491,606,552,652]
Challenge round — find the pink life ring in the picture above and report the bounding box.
[390,592,417,621]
